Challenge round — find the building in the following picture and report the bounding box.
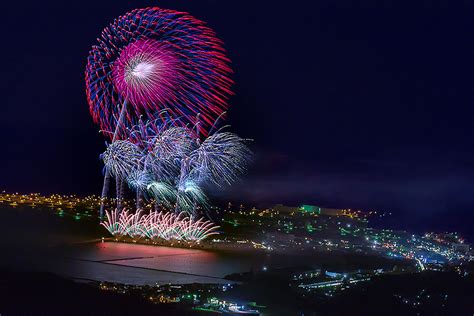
[273,204,345,216]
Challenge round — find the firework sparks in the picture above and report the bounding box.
[175,179,209,215]
[101,124,252,217]
[85,7,233,139]
[147,181,176,208]
[101,140,143,180]
[189,130,252,187]
[100,209,128,237]
[101,209,220,241]
[127,169,152,191]
[149,126,197,160]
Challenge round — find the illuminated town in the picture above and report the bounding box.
[1,191,472,314]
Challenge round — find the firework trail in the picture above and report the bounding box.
[101,140,144,211]
[85,7,233,140]
[115,178,125,212]
[98,101,129,217]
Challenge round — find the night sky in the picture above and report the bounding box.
[1,1,473,235]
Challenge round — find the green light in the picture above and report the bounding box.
[300,205,321,214]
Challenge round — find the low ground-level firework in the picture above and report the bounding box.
[101,209,220,242]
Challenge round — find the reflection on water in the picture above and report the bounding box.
[0,205,400,285]
[0,206,266,285]
[71,242,262,276]
[57,242,264,285]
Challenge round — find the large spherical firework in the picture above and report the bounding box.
[85,7,233,139]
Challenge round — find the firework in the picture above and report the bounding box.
[146,126,197,183]
[100,140,144,214]
[85,7,233,139]
[149,126,197,160]
[100,209,128,237]
[101,209,219,242]
[124,120,192,177]
[126,116,163,150]
[126,120,193,209]
[175,179,209,215]
[101,125,252,216]
[143,127,252,215]
[123,209,146,240]
[189,130,252,187]
[174,217,220,241]
[101,140,143,180]
[147,181,176,208]
[126,169,152,191]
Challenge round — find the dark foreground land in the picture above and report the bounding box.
[318,272,474,316]
[220,267,474,315]
[0,269,473,315]
[0,270,195,316]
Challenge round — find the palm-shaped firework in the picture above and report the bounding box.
[101,140,143,179]
[100,140,144,211]
[189,129,253,187]
[171,128,252,216]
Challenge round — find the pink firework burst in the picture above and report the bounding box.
[85,7,234,139]
[112,39,179,112]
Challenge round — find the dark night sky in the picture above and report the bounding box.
[0,1,473,235]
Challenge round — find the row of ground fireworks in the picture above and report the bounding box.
[85,7,251,240]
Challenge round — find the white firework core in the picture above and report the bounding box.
[131,62,155,79]
[124,55,163,89]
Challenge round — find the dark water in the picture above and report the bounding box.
[0,205,259,285]
[0,205,405,285]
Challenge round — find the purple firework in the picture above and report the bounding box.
[85,7,233,139]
